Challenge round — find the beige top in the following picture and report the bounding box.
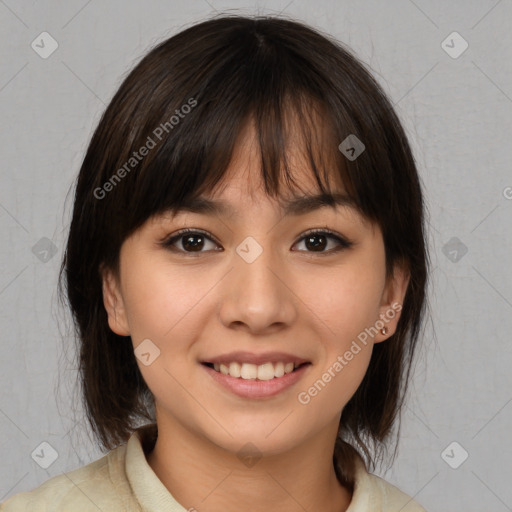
[1,424,427,511]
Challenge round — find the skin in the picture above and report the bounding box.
[102,123,409,512]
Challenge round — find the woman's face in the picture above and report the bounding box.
[102,125,408,458]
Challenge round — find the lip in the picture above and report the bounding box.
[202,361,312,399]
[201,351,310,366]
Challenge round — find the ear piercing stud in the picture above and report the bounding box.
[381,327,388,335]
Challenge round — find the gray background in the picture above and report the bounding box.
[1,1,511,510]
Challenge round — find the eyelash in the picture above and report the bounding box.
[161,228,354,256]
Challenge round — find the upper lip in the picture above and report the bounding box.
[202,351,310,366]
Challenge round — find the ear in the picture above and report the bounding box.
[100,264,130,336]
[374,263,410,343]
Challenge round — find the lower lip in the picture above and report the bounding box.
[202,363,311,399]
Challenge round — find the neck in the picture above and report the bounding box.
[145,417,353,512]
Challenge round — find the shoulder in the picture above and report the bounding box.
[349,457,427,512]
[365,472,427,511]
[0,443,134,512]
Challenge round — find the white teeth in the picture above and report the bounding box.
[229,362,241,378]
[240,363,258,379]
[274,362,284,378]
[210,361,304,380]
[256,362,275,381]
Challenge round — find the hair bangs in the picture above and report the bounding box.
[122,79,359,238]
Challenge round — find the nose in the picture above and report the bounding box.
[218,237,298,335]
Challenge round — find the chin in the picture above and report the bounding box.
[204,422,308,459]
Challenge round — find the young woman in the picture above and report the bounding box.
[2,15,429,511]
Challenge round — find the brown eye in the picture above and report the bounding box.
[293,230,353,254]
[163,229,220,253]
[181,233,206,252]
[304,234,328,252]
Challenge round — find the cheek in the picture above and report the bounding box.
[296,348,373,424]
[295,276,378,417]
[296,260,385,342]
[292,259,384,411]
[120,257,212,409]
[120,255,213,341]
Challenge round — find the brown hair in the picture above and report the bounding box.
[59,14,428,488]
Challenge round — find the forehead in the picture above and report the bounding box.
[207,116,347,204]
[166,193,358,220]
[182,137,352,228]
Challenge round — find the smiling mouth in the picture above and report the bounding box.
[201,361,311,381]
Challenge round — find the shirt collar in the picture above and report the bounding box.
[125,423,186,511]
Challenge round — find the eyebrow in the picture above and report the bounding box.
[171,193,357,217]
